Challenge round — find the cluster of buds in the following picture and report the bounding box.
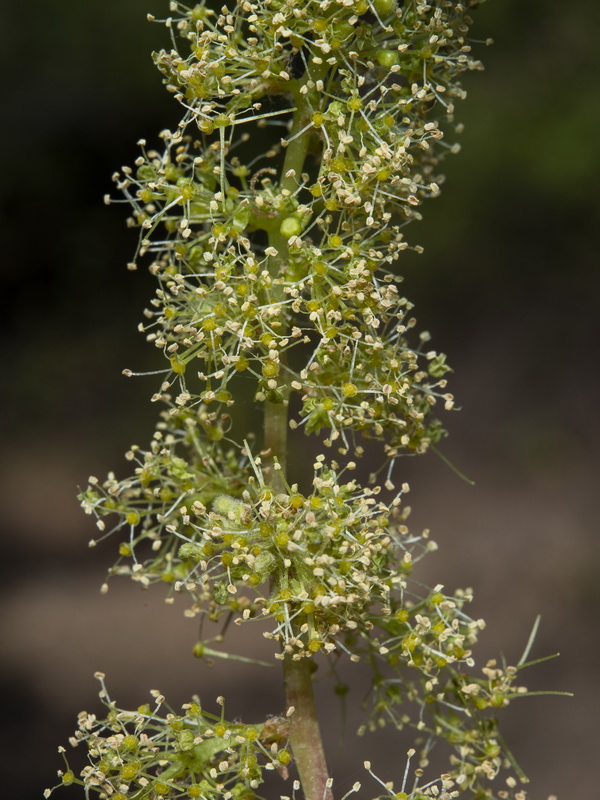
[47,2,555,800]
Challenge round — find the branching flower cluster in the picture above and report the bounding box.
[116,0,463,456]
[46,674,291,799]
[47,2,559,800]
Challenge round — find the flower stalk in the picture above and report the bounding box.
[283,655,333,800]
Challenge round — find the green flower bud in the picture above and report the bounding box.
[61,772,75,786]
[373,0,397,17]
[213,494,244,524]
[178,543,203,562]
[279,215,303,239]
[177,729,195,750]
[253,551,277,581]
[376,49,400,68]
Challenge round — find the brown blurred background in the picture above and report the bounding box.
[1,0,598,797]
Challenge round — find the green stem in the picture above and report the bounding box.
[264,392,333,800]
[264,395,288,494]
[262,54,333,800]
[283,655,334,800]
[280,58,328,189]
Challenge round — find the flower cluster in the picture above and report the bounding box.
[82,404,429,654]
[47,2,557,800]
[112,0,477,456]
[83,0,487,668]
[45,675,290,800]
[361,618,534,798]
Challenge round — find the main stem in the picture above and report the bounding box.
[264,391,333,800]
[262,56,333,800]
[283,656,333,800]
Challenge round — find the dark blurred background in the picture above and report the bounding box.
[1,0,598,797]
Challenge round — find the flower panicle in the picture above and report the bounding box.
[50,3,555,800]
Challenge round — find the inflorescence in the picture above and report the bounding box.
[47,2,554,799]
